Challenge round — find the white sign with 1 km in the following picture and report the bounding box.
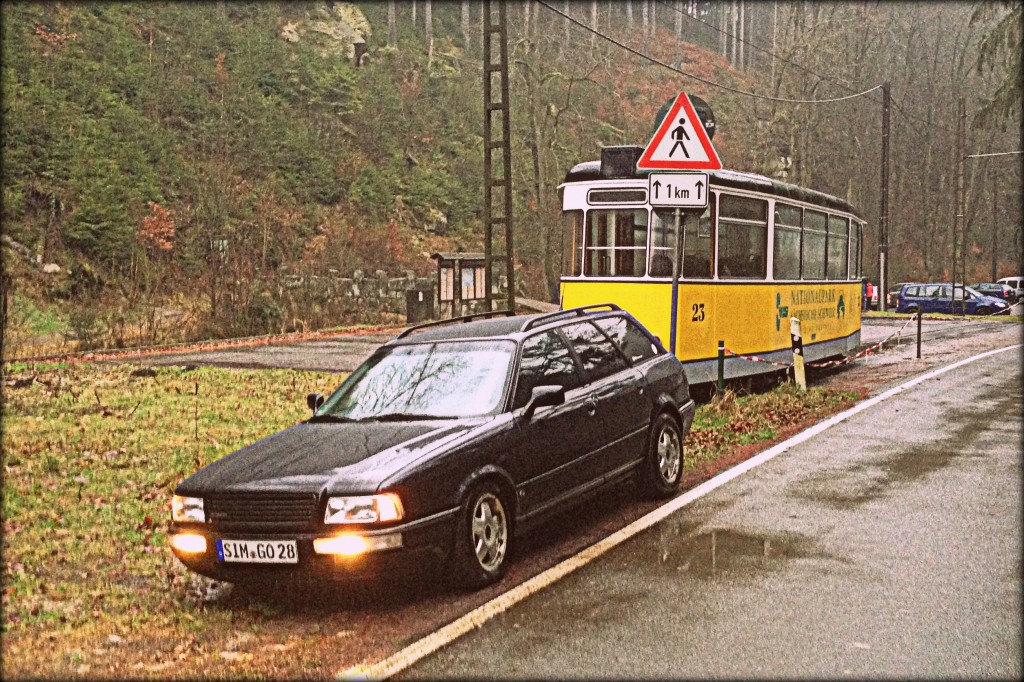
[648,172,709,208]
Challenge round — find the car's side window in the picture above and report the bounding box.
[559,321,629,382]
[512,331,583,410]
[592,316,662,364]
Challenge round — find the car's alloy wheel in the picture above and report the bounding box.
[453,485,510,588]
[638,412,683,498]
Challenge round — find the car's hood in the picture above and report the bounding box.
[176,419,486,495]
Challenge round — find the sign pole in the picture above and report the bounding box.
[669,209,683,354]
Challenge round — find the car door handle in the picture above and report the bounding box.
[586,396,598,416]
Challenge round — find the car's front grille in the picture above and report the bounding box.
[206,492,319,532]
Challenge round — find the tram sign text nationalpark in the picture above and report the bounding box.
[637,93,722,171]
[648,173,709,208]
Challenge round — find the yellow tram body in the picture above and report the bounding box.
[558,146,866,385]
[561,280,861,384]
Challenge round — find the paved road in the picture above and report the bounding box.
[125,334,397,373]
[122,317,1007,375]
[395,345,1022,679]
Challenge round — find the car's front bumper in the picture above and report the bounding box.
[168,509,458,584]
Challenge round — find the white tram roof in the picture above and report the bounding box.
[561,154,858,216]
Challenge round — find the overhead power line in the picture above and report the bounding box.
[966,151,1024,158]
[535,0,882,105]
[655,0,861,96]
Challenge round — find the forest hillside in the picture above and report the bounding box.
[2,2,1020,358]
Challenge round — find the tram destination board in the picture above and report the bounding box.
[648,172,709,209]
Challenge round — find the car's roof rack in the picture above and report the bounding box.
[520,303,621,332]
[396,309,517,339]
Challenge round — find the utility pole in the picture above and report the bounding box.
[955,98,966,305]
[878,82,890,311]
[481,1,515,313]
[991,172,998,281]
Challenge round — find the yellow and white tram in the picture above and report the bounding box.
[558,146,865,385]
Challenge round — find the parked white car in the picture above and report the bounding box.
[996,276,1024,302]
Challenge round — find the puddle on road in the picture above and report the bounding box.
[621,525,840,580]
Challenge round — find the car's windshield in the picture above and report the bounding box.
[316,340,516,420]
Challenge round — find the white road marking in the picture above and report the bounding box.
[337,342,1022,681]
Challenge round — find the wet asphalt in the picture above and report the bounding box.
[126,334,396,373]
[122,317,987,375]
[396,344,1022,679]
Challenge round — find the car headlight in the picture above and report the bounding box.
[324,494,404,524]
[171,495,205,523]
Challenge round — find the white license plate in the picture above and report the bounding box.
[217,539,298,564]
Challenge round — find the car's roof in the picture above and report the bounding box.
[388,305,626,345]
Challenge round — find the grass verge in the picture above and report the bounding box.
[1,362,858,678]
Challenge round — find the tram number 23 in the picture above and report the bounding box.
[691,303,706,322]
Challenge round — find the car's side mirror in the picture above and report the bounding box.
[522,385,565,421]
[306,393,325,414]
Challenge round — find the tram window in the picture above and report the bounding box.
[649,211,678,277]
[849,221,862,278]
[684,206,714,278]
[587,189,647,204]
[773,203,802,280]
[718,195,767,279]
[561,210,584,277]
[584,209,647,277]
[651,205,714,278]
[826,215,849,279]
[802,210,827,279]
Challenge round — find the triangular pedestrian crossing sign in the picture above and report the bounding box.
[637,93,722,171]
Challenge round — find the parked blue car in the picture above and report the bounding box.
[896,283,1010,316]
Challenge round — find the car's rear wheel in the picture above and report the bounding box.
[637,412,684,498]
[452,484,510,589]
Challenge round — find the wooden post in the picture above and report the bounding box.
[790,317,806,391]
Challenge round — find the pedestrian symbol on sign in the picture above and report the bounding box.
[670,118,691,159]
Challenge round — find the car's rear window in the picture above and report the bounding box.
[559,321,629,382]
[592,316,662,364]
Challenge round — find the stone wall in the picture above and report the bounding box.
[278,269,437,322]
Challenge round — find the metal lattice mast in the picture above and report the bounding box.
[482,0,515,312]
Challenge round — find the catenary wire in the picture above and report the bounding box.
[535,0,883,105]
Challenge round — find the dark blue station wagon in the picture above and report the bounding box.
[895,283,1010,316]
[168,305,696,590]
